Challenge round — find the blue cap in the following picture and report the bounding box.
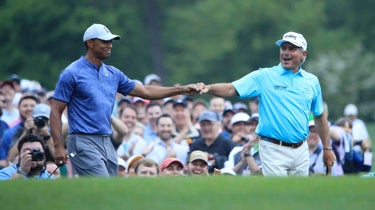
[198,110,220,122]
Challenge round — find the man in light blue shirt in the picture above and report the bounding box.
[198,31,336,176]
[0,134,55,180]
[145,114,188,165]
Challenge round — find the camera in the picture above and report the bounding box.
[34,116,48,129]
[30,148,45,161]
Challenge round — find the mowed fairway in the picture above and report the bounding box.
[0,176,374,210]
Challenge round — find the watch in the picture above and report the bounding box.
[17,167,29,177]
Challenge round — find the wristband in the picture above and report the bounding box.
[323,147,332,151]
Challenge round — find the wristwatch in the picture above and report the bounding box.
[17,166,29,177]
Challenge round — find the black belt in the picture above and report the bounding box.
[261,136,304,148]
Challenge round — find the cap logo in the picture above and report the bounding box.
[285,34,297,40]
[103,26,110,33]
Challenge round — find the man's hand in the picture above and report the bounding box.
[19,150,33,173]
[54,145,68,166]
[323,150,336,175]
[181,84,201,96]
[196,82,208,94]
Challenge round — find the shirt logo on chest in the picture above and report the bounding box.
[274,85,287,91]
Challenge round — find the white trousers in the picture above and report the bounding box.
[259,140,309,176]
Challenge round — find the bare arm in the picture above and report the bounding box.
[111,115,129,144]
[314,111,336,169]
[198,83,237,97]
[129,83,199,100]
[50,99,68,166]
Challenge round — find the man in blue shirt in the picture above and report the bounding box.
[50,23,199,177]
[198,32,336,176]
[0,134,55,180]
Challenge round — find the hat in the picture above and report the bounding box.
[126,155,144,172]
[198,110,220,122]
[118,157,126,170]
[132,97,149,105]
[275,31,307,51]
[8,74,21,83]
[0,80,15,89]
[344,104,358,116]
[189,150,208,164]
[144,74,161,85]
[160,158,184,171]
[33,103,51,118]
[230,112,250,125]
[162,97,174,105]
[173,99,187,108]
[117,97,131,106]
[83,23,120,42]
[308,120,315,127]
[249,113,259,122]
[233,102,248,112]
[220,168,237,176]
[223,104,234,116]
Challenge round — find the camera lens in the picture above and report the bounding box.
[34,117,47,128]
[30,148,45,161]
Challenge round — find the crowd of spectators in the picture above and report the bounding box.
[0,73,373,179]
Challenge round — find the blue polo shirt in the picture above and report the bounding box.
[232,64,324,143]
[53,56,136,134]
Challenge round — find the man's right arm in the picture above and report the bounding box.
[198,83,237,97]
[50,99,68,166]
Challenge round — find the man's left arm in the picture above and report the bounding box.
[314,111,336,170]
[129,83,199,100]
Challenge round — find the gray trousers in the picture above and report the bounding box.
[67,134,118,177]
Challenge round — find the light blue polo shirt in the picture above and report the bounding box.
[54,56,136,134]
[232,63,324,143]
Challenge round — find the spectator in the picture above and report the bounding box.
[190,110,234,173]
[162,97,174,114]
[0,134,55,180]
[0,94,40,167]
[133,158,159,177]
[0,91,9,143]
[248,96,259,115]
[209,97,225,116]
[186,150,209,176]
[144,114,188,164]
[117,157,126,177]
[115,106,147,161]
[131,97,149,125]
[220,105,235,139]
[0,80,19,126]
[191,99,207,126]
[307,120,327,175]
[343,104,372,153]
[144,74,161,86]
[126,155,144,177]
[160,157,184,176]
[143,103,163,143]
[233,102,248,113]
[172,99,200,146]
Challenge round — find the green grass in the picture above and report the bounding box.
[0,176,374,210]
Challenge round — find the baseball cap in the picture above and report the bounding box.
[249,113,259,122]
[220,168,237,176]
[189,150,208,164]
[132,97,150,105]
[8,74,21,83]
[0,80,15,89]
[344,104,358,116]
[173,99,187,108]
[198,110,220,122]
[230,112,250,125]
[117,157,126,170]
[83,23,120,42]
[233,102,248,113]
[160,158,184,171]
[144,74,161,85]
[126,155,144,172]
[275,31,307,51]
[32,103,51,119]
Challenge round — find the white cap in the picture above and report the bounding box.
[344,104,358,116]
[230,112,250,125]
[275,31,307,51]
[83,23,120,42]
[33,103,51,118]
[220,168,237,176]
[144,74,161,85]
[117,157,126,169]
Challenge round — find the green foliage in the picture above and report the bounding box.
[0,0,374,121]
